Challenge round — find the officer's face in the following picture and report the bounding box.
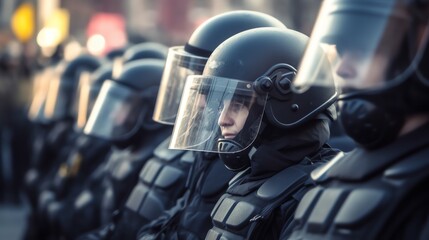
[335,49,389,91]
[218,98,250,139]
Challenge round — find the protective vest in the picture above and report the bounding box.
[137,154,236,240]
[125,137,193,221]
[44,136,111,239]
[288,123,429,240]
[24,122,71,209]
[93,138,194,240]
[100,127,171,224]
[206,164,315,240]
[52,136,111,198]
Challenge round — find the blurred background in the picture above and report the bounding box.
[0,0,322,239]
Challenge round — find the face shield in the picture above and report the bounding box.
[43,63,76,122]
[152,46,207,125]
[170,75,267,153]
[112,57,124,79]
[28,68,55,123]
[83,80,145,141]
[74,72,101,130]
[292,0,429,97]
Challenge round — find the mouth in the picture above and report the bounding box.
[222,133,237,139]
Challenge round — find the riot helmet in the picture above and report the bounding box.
[84,59,165,148]
[74,63,113,131]
[170,28,337,171]
[153,10,287,125]
[44,54,102,122]
[291,0,429,148]
[113,42,168,79]
[105,46,127,61]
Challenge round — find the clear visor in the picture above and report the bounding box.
[292,0,429,95]
[153,46,207,125]
[83,80,144,141]
[170,76,267,153]
[44,77,75,121]
[75,75,101,130]
[71,71,91,120]
[28,69,53,122]
[112,57,124,79]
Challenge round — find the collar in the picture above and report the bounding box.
[328,122,429,181]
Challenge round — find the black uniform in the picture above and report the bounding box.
[78,137,193,240]
[39,135,111,239]
[137,152,236,240]
[288,123,429,240]
[205,122,339,240]
[58,127,171,240]
[23,121,75,240]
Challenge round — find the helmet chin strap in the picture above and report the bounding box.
[217,138,256,172]
[340,99,404,149]
[217,122,265,172]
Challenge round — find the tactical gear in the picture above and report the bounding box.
[153,10,287,125]
[112,42,168,78]
[84,59,165,147]
[137,153,236,240]
[170,28,337,171]
[74,63,113,130]
[44,54,102,122]
[79,138,194,240]
[292,0,429,148]
[289,123,429,240]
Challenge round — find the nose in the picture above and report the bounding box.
[336,53,357,80]
[218,107,233,127]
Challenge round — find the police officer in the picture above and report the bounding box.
[23,54,102,240]
[40,63,114,239]
[40,43,170,234]
[57,59,170,240]
[137,11,289,240]
[287,0,429,239]
[77,43,188,239]
[167,27,339,240]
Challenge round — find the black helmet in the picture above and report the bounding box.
[170,28,337,171]
[84,59,165,147]
[291,0,429,149]
[153,10,287,125]
[112,42,168,79]
[122,42,168,63]
[74,63,113,131]
[105,46,128,61]
[43,54,102,122]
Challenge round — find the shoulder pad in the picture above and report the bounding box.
[384,146,429,179]
[311,152,345,183]
[153,137,184,161]
[257,165,308,200]
[180,151,195,164]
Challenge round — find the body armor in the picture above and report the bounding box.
[100,127,171,225]
[289,123,429,240]
[125,138,193,221]
[138,154,236,240]
[81,137,194,240]
[206,164,319,240]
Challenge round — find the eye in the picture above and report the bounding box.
[230,101,245,112]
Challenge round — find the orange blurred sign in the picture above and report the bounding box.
[11,3,35,42]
